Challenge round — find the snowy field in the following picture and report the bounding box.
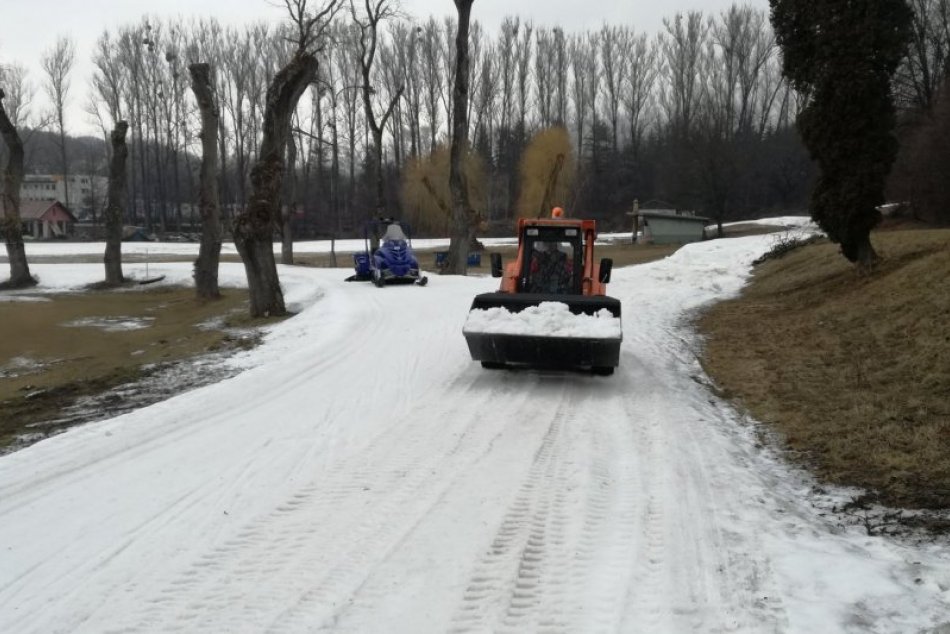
[18,235,523,259]
[2,222,949,634]
[16,229,661,260]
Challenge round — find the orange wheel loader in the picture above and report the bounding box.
[462,212,622,375]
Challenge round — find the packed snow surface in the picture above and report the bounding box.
[463,301,622,338]
[1,224,948,634]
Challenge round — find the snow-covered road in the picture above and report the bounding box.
[1,234,948,633]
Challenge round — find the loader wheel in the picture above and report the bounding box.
[481,361,506,370]
[592,366,615,376]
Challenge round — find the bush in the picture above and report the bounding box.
[752,231,824,265]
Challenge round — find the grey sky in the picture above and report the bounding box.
[1,0,770,136]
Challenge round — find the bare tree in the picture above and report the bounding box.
[378,28,410,171]
[465,21,485,136]
[334,24,362,226]
[317,45,345,234]
[621,31,657,157]
[1,63,34,129]
[600,25,630,154]
[441,15,459,131]
[515,20,534,132]
[570,35,591,164]
[41,36,76,209]
[551,28,568,126]
[419,17,444,153]
[498,17,519,137]
[0,88,35,289]
[896,0,950,110]
[116,24,150,228]
[471,38,495,149]
[233,0,339,317]
[351,0,404,220]
[91,32,127,134]
[103,122,129,285]
[584,32,601,162]
[391,22,424,159]
[658,12,709,138]
[696,6,780,236]
[190,63,223,299]
[535,27,555,127]
[444,0,476,276]
[281,121,298,265]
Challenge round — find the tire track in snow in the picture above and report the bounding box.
[614,334,790,632]
[622,397,672,633]
[449,381,645,633]
[671,392,791,632]
[270,375,537,633]
[101,367,532,632]
[450,387,571,633]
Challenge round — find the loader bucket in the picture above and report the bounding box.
[463,292,622,373]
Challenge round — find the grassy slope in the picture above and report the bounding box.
[699,229,950,510]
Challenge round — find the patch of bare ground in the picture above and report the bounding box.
[698,228,950,532]
[0,286,279,453]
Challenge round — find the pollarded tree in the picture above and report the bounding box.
[103,121,129,286]
[444,0,477,276]
[770,0,913,266]
[0,88,36,289]
[189,63,223,299]
[233,0,340,317]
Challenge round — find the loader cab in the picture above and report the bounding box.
[520,226,584,295]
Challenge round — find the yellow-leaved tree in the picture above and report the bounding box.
[402,144,486,235]
[516,126,575,219]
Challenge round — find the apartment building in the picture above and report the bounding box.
[20,174,108,219]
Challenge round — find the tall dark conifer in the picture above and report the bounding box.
[769,0,912,266]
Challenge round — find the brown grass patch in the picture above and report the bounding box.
[699,229,950,510]
[0,286,272,449]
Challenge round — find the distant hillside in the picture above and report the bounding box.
[15,129,109,176]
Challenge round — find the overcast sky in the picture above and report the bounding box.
[2,0,770,136]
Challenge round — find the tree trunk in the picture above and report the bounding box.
[373,132,386,218]
[281,134,296,265]
[0,89,35,289]
[444,0,476,276]
[104,121,129,285]
[841,220,880,270]
[190,63,223,300]
[233,51,317,317]
[59,127,70,212]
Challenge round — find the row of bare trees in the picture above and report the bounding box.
[7,5,809,237]
[7,1,949,248]
[1,0,344,311]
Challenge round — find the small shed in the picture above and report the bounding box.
[19,200,76,239]
[628,201,710,245]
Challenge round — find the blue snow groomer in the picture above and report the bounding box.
[347,219,428,287]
